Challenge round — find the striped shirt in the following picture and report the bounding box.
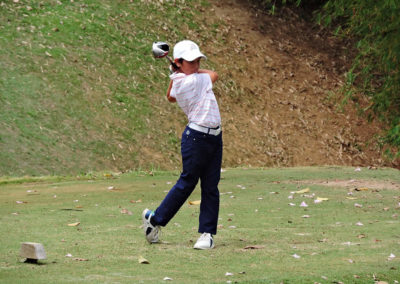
[170,72,221,128]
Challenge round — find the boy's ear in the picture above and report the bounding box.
[174,58,181,67]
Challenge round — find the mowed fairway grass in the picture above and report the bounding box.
[1,167,399,283]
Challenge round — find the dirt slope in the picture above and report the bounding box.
[141,0,398,170]
[205,0,398,168]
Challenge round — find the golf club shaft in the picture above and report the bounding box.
[166,56,179,70]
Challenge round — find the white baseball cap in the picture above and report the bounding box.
[173,40,207,61]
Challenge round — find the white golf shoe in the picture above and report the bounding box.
[142,209,160,243]
[194,233,214,250]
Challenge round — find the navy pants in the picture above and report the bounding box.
[153,126,223,235]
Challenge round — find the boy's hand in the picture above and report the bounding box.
[170,63,179,73]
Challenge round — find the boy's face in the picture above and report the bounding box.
[177,57,201,75]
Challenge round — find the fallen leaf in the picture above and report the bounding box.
[357,234,366,239]
[74,258,89,261]
[355,222,364,226]
[295,188,310,194]
[300,201,308,207]
[346,197,358,200]
[138,256,150,264]
[65,253,73,257]
[120,209,133,215]
[16,201,27,204]
[244,245,265,250]
[225,272,233,276]
[292,254,301,259]
[354,203,363,208]
[355,187,368,191]
[68,222,80,227]
[163,277,173,281]
[302,215,310,218]
[316,197,329,201]
[189,200,201,205]
[388,253,396,261]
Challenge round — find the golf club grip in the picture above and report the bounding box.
[171,62,178,70]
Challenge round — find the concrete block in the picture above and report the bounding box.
[20,242,46,262]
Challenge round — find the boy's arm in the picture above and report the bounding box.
[198,69,218,83]
[166,80,176,103]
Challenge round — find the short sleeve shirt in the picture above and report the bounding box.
[169,72,221,128]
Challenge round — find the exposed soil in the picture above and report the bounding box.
[206,0,398,168]
[143,0,399,170]
[284,179,400,191]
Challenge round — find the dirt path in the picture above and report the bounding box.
[205,0,397,168]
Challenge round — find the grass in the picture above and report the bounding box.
[1,166,399,283]
[0,0,217,176]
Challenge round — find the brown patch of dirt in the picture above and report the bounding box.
[285,179,400,190]
[205,0,398,168]
[143,0,399,170]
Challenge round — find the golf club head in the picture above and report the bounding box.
[152,41,170,58]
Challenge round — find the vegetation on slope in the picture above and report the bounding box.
[0,0,211,176]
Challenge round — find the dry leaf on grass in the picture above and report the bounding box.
[74,258,88,261]
[316,197,329,201]
[244,245,265,250]
[120,209,133,215]
[355,187,369,191]
[300,201,308,207]
[163,277,173,281]
[138,256,150,264]
[189,200,201,205]
[295,188,310,194]
[68,222,80,227]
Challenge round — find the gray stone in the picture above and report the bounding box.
[20,242,46,260]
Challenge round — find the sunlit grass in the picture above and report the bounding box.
[0,167,399,283]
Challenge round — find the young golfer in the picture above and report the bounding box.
[142,40,222,249]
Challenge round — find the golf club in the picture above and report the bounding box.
[152,41,179,70]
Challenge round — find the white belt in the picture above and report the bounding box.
[188,123,221,136]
